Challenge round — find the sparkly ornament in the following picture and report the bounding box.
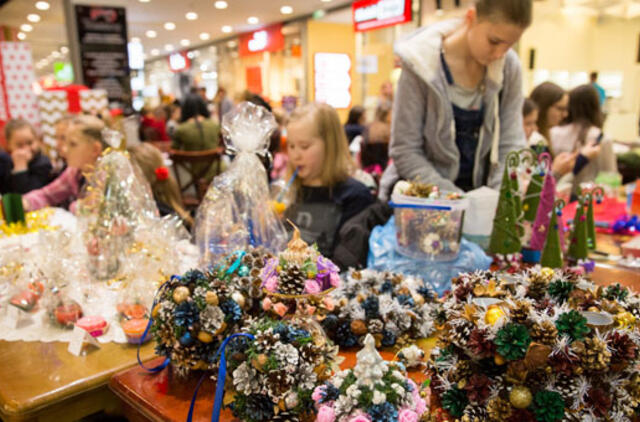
[173,286,190,304]
[485,306,506,326]
[509,385,532,409]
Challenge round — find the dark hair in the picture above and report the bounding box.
[567,84,603,144]
[522,98,538,117]
[475,0,533,27]
[375,103,392,123]
[4,118,37,142]
[530,82,565,140]
[589,72,598,81]
[180,94,210,123]
[346,106,365,125]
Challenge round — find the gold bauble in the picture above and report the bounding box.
[205,291,219,306]
[510,386,532,409]
[231,292,246,309]
[494,354,506,366]
[485,306,506,326]
[198,331,214,343]
[151,304,161,318]
[173,286,190,304]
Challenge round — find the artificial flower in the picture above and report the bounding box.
[317,405,336,422]
[273,302,288,317]
[398,408,419,422]
[304,279,322,294]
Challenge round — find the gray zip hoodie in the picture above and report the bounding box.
[379,19,526,199]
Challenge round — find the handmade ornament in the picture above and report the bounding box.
[122,318,151,344]
[46,287,83,329]
[584,186,604,250]
[489,152,522,262]
[522,152,550,223]
[567,196,589,262]
[76,315,108,337]
[312,334,428,422]
[540,200,565,269]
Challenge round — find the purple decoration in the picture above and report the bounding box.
[260,257,278,286]
[530,172,556,250]
[316,255,340,290]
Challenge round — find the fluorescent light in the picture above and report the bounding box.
[35,1,50,10]
[17,32,26,40]
[145,30,157,38]
[51,51,60,58]
[221,25,232,33]
[27,14,41,23]
[164,44,174,52]
[151,49,159,56]
[164,22,176,30]
[130,37,141,43]
[214,1,228,9]
[280,6,293,14]
[139,0,151,2]
[247,16,259,24]
[199,32,210,40]
[20,24,33,32]
[180,39,190,47]
[321,0,332,2]
[186,12,198,20]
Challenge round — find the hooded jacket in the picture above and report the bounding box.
[379,19,527,198]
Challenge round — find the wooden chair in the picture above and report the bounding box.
[169,147,224,209]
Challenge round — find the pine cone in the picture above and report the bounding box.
[510,300,532,324]
[527,274,549,300]
[279,265,306,295]
[530,320,558,346]
[448,320,474,348]
[467,328,495,358]
[554,374,579,406]
[451,360,474,383]
[461,404,488,422]
[609,331,638,367]
[573,337,611,373]
[271,412,300,421]
[487,397,513,421]
[266,369,292,399]
[368,319,384,334]
[586,388,612,418]
[454,283,474,302]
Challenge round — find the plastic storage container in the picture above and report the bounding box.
[390,192,469,261]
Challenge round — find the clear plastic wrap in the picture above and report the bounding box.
[196,102,287,265]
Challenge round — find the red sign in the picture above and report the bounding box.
[352,0,412,32]
[246,66,263,94]
[167,52,190,73]
[239,24,285,57]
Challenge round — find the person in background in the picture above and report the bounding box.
[590,72,606,108]
[52,116,73,177]
[361,102,392,172]
[522,98,538,141]
[128,143,193,227]
[550,84,618,192]
[380,0,532,197]
[214,86,234,123]
[0,119,52,194]
[529,81,576,179]
[344,106,366,144]
[23,115,106,212]
[283,103,374,266]
[165,102,181,140]
[140,106,170,141]
[378,81,394,108]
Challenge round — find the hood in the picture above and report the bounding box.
[394,19,507,90]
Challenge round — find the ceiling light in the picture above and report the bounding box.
[60,46,68,54]
[145,30,157,38]
[214,1,228,9]
[321,0,332,2]
[180,39,190,47]
[27,14,41,23]
[186,12,198,20]
[221,25,232,33]
[139,0,150,2]
[51,51,60,58]
[20,24,33,32]
[130,37,141,43]
[164,22,175,30]
[35,1,50,10]
[199,32,210,40]
[247,16,259,24]
[280,6,293,14]
[187,51,195,58]
[164,44,174,52]
[151,49,159,56]
[17,32,26,40]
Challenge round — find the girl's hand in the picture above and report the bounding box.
[552,152,577,177]
[580,142,602,161]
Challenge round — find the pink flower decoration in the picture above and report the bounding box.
[304,279,322,294]
[273,302,288,317]
[312,386,325,404]
[264,276,278,293]
[348,415,371,422]
[329,272,340,288]
[323,297,335,311]
[262,297,272,311]
[415,398,428,416]
[398,409,419,422]
[407,379,420,402]
[316,405,336,422]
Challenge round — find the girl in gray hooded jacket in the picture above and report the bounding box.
[380,0,532,198]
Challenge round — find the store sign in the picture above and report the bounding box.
[352,0,412,32]
[314,53,351,109]
[167,52,190,73]
[53,62,74,82]
[239,24,285,56]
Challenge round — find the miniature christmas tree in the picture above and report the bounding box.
[540,200,564,268]
[1,194,25,224]
[529,167,556,251]
[522,152,550,222]
[489,152,522,255]
[585,187,604,251]
[568,197,589,261]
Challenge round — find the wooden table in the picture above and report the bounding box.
[110,341,434,422]
[589,232,639,289]
[0,340,155,422]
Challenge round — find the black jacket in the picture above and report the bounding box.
[0,151,52,194]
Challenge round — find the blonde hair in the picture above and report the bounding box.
[128,143,193,227]
[68,115,108,148]
[286,103,354,189]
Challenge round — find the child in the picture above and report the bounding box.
[380,0,532,198]
[23,115,106,212]
[522,98,538,141]
[0,119,52,194]
[284,103,374,262]
[52,116,72,176]
[128,143,193,227]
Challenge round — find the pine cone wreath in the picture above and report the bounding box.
[574,337,611,373]
[279,265,306,295]
[510,300,532,324]
[487,397,512,421]
[530,320,558,346]
[461,404,489,422]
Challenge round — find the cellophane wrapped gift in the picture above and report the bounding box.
[196,102,287,265]
[44,286,83,329]
[76,147,158,280]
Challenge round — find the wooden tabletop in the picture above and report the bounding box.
[589,232,639,289]
[0,340,155,422]
[110,340,435,422]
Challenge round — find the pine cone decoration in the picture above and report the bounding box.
[271,412,300,422]
[530,320,558,346]
[573,337,611,373]
[454,283,474,302]
[463,374,491,404]
[510,300,532,324]
[527,276,548,300]
[448,320,474,348]
[467,328,496,358]
[452,360,474,382]
[609,331,638,367]
[548,351,579,377]
[461,404,488,422]
[554,374,579,405]
[279,265,306,295]
[368,319,384,334]
[487,397,513,421]
[586,388,612,418]
[266,370,292,399]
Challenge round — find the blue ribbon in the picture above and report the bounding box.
[186,332,255,422]
[225,250,246,276]
[521,248,541,263]
[248,218,257,247]
[137,277,178,373]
